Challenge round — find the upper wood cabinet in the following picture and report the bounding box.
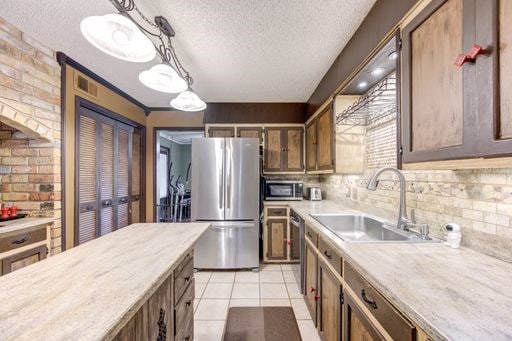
[237,126,263,143]
[306,106,334,172]
[402,0,512,162]
[263,127,304,173]
[208,126,235,137]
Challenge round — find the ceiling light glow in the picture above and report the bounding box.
[388,51,398,61]
[358,81,368,89]
[139,64,188,93]
[170,91,207,112]
[371,67,384,77]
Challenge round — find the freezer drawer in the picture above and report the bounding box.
[194,221,259,269]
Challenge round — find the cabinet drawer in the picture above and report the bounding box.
[175,251,193,278]
[344,262,416,340]
[175,278,194,334]
[305,225,318,246]
[318,236,342,276]
[175,315,193,341]
[0,225,47,253]
[174,258,193,302]
[267,207,287,217]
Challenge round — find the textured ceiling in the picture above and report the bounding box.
[0,0,376,106]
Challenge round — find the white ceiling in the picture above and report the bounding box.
[1,0,376,107]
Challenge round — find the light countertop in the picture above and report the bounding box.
[0,217,56,234]
[265,200,512,340]
[0,222,210,341]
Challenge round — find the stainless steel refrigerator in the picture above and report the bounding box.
[191,138,260,270]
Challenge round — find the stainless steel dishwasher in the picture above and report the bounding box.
[290,209,304,294]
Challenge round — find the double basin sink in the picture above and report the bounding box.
[310,213,438,243]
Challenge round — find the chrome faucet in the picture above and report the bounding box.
[367,167,412,230]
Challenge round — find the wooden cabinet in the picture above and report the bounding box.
[289,219,300,261]
[208,126,235,137]
[304,240,318,323]
[264,127,304,173]
[402,0,512,162]
[266,218,288,260]
[114,251,195,340]
[306,107,334,172]
[263,206,301,263]
[343,291,382,341]
[318,259,342,341]
[237,127,263,143]
[1,245,47,275]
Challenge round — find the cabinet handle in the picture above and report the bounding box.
[11,236,28,245]
[186,300,192,307]
[454,44,487,67]
[184,276,191,282]
[185,337,191,341]
[324,250,332,259]
[314,295,320,301]
[307,232,313,238]
[360,289,378,309]
[310,287,316,293]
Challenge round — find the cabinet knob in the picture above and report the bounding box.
[186,300,192,307]
[184,276,191,282]
[324,250,332,259]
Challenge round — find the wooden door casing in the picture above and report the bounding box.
[402,0,479,162]
[305,241,318,324]
[317,108,334,170]
[267,219,288,260]
[318,260,342,341]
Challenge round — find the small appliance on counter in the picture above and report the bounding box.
[305,187,322,201]
[263,180,303,201]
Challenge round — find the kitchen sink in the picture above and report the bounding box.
[310,213,437,243]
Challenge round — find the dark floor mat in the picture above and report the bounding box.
[223,306,302,341]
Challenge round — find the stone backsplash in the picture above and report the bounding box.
[319,169,512,263]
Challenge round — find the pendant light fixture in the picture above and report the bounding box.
[139,63,188,93]
[80,14,156,63]
[170,90,207,112]
[81,0,206,111]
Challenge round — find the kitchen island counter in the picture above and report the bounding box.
[0,222,209,340]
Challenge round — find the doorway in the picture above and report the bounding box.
[154,128,204,222]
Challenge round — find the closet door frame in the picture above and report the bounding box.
[74,97,146,246]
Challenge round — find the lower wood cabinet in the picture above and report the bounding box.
[263,206,300,263]
[318,259,342,341]
[1,244,47,275]
[266,218,288,261]
[114,250,194,341]
[343,292,382,341]
[304,240,318,323]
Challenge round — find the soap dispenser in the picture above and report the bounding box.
[442,223,462,248]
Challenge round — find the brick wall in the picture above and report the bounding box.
[0,17,62,254]
[320,169,512,263]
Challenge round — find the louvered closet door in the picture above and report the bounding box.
[131,130,141,224]
[77,112,98,244]
[116,123,132,229]
[99,117,115,236]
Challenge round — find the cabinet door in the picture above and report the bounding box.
[306,121,317,171]
[114,305,147,341]
[99,116,115,236]
[238,127,262,143]
[267,219,288,260]
[289,221,300,261]
[317,108,334,170]
[116,122,132,229]
[478,0,512,156]
[304,242,318,323]
[2,245,47,275]
[264,128,283,172]
[284,127,304,172]
[147,277,173,340]
[343,292,382,341]
[209,127,235,137]
[402,0,478,162]
[130,130,142,224]
[319,260,342,341]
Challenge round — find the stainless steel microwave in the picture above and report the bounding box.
[264,180,303,201]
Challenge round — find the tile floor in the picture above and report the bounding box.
[193,263,320,341]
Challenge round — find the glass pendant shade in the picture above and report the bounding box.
[170,91,207,112]
[139,64,188,93]
[80,14,156,63]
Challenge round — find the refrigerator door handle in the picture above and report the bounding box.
[226,145,231,209]
[218,143,224,210]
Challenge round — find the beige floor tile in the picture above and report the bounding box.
[235,271,260,283]
[194,299,230,320]
[229,298,260,307]
[194,271,213,283]
[260,264,282,271]
[195,282,207,299]
[209,271,236,283]
[260,298,291,307]
[282,270,298,283]
[297,319,321,341]
[194,320,226,341]
[280,264,296,271]
[285,282,303,299]
[231,283,260,299]
[260,283,288,299]
[202,283,233,299]
[291,298,312,320]
[259,271,284,283]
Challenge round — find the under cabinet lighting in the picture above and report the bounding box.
[358,81,368,89]
[388,51,398,61]
[139,64,188,93]
[170,90,207,112]
[371,67,384,77]
[80,14,156,63]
